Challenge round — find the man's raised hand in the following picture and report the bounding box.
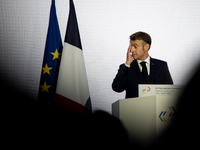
[125,45,133,65]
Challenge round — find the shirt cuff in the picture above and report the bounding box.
[125,63,130,68]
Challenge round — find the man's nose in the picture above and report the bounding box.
[130,46,135,52]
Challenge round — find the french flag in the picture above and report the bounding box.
[56,0,92,113]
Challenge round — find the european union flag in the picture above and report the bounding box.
[38,0,62,103]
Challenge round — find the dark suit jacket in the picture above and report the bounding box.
[112,57,173,98]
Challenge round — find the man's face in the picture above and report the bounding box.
[130,39,149,61]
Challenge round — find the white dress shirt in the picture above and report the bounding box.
[125,56,150,75]
[137,56,150,75]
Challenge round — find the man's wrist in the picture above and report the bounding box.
[125,62,130,68]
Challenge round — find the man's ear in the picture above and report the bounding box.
[144,43,150,51]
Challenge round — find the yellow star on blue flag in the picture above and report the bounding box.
[40,82,51,93]
[51,49,61,60]
[42,63,52,75]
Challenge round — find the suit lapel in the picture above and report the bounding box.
[149,57,156,80]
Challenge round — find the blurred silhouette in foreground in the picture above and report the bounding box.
[154,64,200,149]
[1,80,129,149]
[1,64,200,149]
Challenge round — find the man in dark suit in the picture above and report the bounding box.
[112,31,173,98]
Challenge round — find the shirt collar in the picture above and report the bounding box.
[137,56,150,64]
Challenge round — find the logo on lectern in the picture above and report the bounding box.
[142,87,151,94]
[159,106,176,122]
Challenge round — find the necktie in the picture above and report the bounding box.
[140,62,148,82]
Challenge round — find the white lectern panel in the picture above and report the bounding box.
[112,95,179,146]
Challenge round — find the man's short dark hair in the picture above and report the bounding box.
[130,31,152,49]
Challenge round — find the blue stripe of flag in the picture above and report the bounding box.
[64,0,82,50]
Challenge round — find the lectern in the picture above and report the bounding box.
[112,85,183,146]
